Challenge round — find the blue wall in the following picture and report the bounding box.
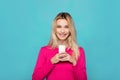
[0,0,120,80]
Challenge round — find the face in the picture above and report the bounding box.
[55,19,70,41]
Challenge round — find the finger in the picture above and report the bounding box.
[60,57,69,61]
[58,53,67,58]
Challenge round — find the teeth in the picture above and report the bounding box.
[60,33,66,35]
[59,33,66,37]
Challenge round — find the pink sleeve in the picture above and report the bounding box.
[32,47,55,80]
[73,47,87,80]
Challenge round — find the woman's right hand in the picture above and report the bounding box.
[51,53,67,64]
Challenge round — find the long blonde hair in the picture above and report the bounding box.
[48,12,80,60]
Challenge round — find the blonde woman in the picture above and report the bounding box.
[32,12,87,80]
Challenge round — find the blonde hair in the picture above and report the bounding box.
[48,12,80,60]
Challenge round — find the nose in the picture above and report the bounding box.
[61,28,65,33]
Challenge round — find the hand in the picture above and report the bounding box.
[59,52,76,66]
[51,53,67,64]
[51,52,76,66]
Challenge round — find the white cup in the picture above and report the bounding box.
[58,45,66,53]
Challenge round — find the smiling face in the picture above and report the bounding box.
[55,19,70,41]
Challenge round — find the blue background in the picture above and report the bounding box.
[0,0,120,80]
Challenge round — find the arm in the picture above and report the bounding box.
[73,47,87,80]
[32,47,55,80]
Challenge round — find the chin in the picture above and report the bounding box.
[58,37,68,41]
[59,38,66,41]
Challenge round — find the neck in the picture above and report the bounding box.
[59,40,65,44]
[58,40,68,47]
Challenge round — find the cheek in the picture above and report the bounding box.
[55,28,60,33]
[66,29,70,34]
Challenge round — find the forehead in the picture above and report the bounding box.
[56,19,68,25]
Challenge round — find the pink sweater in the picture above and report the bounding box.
[32,46,87,80]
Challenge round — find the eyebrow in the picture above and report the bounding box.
[56,25,69,27]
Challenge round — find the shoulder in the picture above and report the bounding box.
[78,46,85,53]
[38,46,51,56]
[78,46,86,58]
[38,45,56,57]
[40,45,51,50]
[39,45,53,52]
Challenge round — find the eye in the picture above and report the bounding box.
[64,25,69,28]
[56,25,61,28]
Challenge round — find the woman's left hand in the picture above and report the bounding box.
[59,52,76,66]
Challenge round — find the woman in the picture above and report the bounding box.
[32,12,87,80]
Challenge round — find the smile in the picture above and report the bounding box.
[58,33,67,37]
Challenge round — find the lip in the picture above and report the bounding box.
[58,33,67,37]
